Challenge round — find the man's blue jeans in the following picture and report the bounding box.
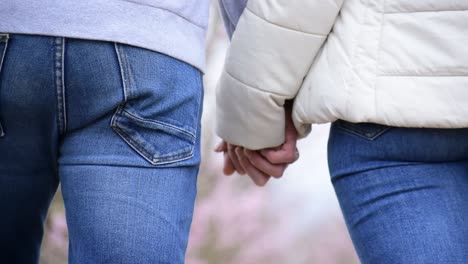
[0,34,203,263]
[328,120,468,263]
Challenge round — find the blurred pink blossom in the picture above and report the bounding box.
[186,154,359,264]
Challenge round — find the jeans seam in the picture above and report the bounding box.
[0,33,8,43]
[114,43,129,102]
[54,37,67,135]
[123,45,136,98]
[193,71,203,139]
[111,44,197,166]
[0,34,8,137]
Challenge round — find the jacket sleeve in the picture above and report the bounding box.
[216,0,345,150]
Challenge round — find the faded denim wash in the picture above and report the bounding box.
[328,119,468,263]
[0,34,203,263]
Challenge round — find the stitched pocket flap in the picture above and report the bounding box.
[111,107,196,165]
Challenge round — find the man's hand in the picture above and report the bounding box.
[215,102,300,186]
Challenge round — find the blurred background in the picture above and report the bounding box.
[40,2,359,263]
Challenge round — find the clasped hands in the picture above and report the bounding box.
[215,103,300,186]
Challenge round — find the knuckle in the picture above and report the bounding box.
[263,151,275,160]
[272,174,282,179]
[272,170,284,178]
[267,154,281,164]
[228,148,235,156]
[251,175,268,187]
[249,155,258,165]
[286,152,296,162]
[257,180,267,187]
[273,166,287,178]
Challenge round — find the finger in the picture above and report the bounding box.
[236,148,270,186]
[283,126,298,155]
[259,124,299,164]
[214,141,227,152]
[259,101,300,164]
[294,148,300,162]
[228,144,246,175]
[260,147,298,165]
[244,149,287,178]
[259,130,298,165]
[223,152,236,176]
[268,124,299,163]
[284,101,298,145]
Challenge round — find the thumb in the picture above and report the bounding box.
[214,141,227,152]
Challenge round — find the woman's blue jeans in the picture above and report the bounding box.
[0,34,203,263]
[328,120,468,263]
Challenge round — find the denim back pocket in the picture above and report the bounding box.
[333,119,391,140]
[111,43,203,165]
[0,33,9,137]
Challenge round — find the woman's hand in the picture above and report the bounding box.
[215,103,300,186]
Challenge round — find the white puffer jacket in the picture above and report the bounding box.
[216,0,468,150]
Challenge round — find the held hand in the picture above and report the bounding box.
[214,141,244,176]
[215,102,300,186]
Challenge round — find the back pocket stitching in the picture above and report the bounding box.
[111,43,200,166]
[335,120,391,141]
[111,106,195,165]
[120,108,196,139]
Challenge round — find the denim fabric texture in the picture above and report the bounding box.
[0,34,203,263]
[328,120,468,263]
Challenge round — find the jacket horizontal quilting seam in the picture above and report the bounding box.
[378,74,468,77]
[377,8,468,77]
[384,9,468,14]
[244,8,327,37]
[223,70,290,97]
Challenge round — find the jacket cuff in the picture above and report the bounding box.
[216,70,287,150]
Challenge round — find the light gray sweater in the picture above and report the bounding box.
[0,0,210,70]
